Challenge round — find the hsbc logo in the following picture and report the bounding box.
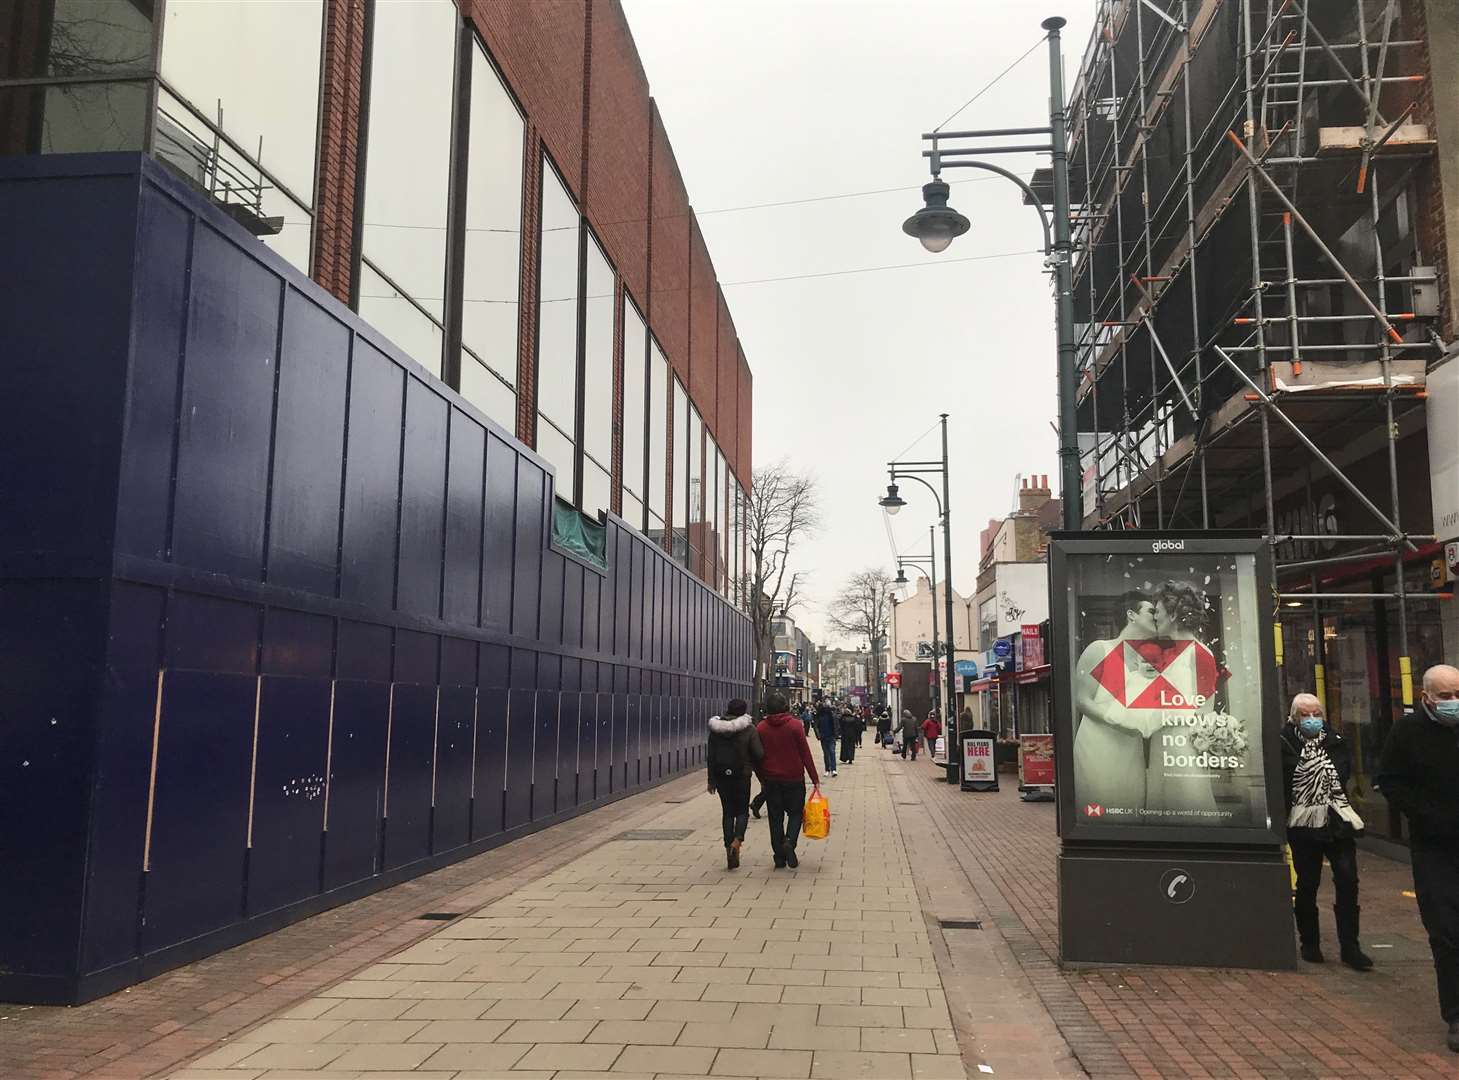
[1151,540,1185,552]
[1084,803,1104,818]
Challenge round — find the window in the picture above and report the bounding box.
[582,233,614,517]
[648,340,668,532]
[672,378,689,561]
[536,156,580,501]
[715,446,728,593]
[156,1,322,272]
[621,297,648,528]
[359,0,457,376]
[0,1,155,156]
[460,38,523,431]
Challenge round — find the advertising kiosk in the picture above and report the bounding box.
[1049,533,1296,970]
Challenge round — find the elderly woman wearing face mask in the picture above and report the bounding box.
[1281,692,1372,970]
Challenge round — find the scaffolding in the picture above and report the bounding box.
[1063,0,1449,709]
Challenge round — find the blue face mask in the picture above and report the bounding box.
[1297,715,1324,738]
[1433,700,1459,721]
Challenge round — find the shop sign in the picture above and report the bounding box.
[885,672,902,688]
[954,659,980,677]
[1048,534,1284,846]
[1019,733,1055,788]
[962,734,996,784]
[1021,625,1045,668]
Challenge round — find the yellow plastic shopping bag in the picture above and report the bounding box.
[803,789,830,840]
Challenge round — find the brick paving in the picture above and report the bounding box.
[162,747,969,1079]
[897,756,1459,1079]
[0,777,728,1080]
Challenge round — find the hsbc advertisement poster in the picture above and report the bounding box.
[1049,534,1283,845]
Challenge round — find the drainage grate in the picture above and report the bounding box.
[939,919,984,930]
[417,912,463,921]
[614,828,694,841]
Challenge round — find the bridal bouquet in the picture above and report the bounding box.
[1187,712,1249,766]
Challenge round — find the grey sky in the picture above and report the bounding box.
[622,0,1093,647]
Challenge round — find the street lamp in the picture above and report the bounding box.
[879,414,958,748]
[903,15,1080,533]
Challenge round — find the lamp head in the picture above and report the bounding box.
[879,482,907,515]
[894,567,909,586]
[902,179,970,254]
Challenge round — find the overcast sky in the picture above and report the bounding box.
[622,0,1095,648]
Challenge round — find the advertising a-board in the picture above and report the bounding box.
[1018,733,1055,788]
[1049,534,1284,845]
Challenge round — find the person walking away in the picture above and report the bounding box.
[839,706,859,765]
[878,707,893,749]
[706,698,763,870]
[921,712,942,758]
[1377,664,1459,1051]
[755,690,821,869]
[1280,693,1370,969]
[815,699,838,777]
[900,709,920,761]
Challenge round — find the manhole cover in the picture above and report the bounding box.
[614,829,694,841]
[417,912,463,921]
[939,919,983,930]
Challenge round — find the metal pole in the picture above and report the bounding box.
[1045,17,1081,532]
[940,414,958,738]
[926,536,942,726]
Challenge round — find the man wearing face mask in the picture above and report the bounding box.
[1280,693,1370,969]
[1377,664,1459,1051]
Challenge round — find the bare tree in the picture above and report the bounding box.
[828,568,894,709]
[740,461,819,709]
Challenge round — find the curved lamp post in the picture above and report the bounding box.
[902,16,1080,533]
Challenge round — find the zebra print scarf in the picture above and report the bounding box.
[1288,731,1364,832]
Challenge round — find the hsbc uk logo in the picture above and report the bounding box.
[1084,803,1104,818]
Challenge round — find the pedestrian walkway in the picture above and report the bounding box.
[168,747,969,1080]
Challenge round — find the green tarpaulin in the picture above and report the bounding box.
[552,497,607,569]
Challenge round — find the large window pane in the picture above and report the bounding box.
[673,379,689,533]
[623,492,644,535]
[462,39,522,390]
[0,81,147,155]
[360,0,455,367]
[359,262,443,376]
[648,340,667,522]
[460,354,516,432]
[583,233,614,474]
[583,460,611,522]
[0,0,154,79]
[687,404,703,570]
[159,1,323,203]
[621,297,647,507]
[538,419,576,504]
[536,158,579,436]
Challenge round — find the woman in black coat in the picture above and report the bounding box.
[1281,693,1372,970]
[707,698,763,870]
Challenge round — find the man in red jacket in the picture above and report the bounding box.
[755,690,821,869]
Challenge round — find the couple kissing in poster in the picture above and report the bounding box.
[1073,580,1233,819]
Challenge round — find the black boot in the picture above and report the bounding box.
[1294,905,1324,963]
[1335,903,1374,971]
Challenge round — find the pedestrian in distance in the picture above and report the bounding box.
[814,698,838,777]
[921,712,942,758]
[1280,692,1371,969]
[878,707,893,749]
[1377,663,1459,1051]
[755,689,821,869]
[839,705,859,765]
[706,698,763,871]
[900,709,920,761]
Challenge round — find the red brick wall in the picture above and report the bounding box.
[312,0,367,304]
[312,0,753,501]
[688,219,719,432]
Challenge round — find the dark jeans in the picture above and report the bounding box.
[1289,831,1359,944]
[820,738,836,774]
[1412,847,1459,1022]
[901,736,918,760]
[715,773,751,848]
[764,779,806,863]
